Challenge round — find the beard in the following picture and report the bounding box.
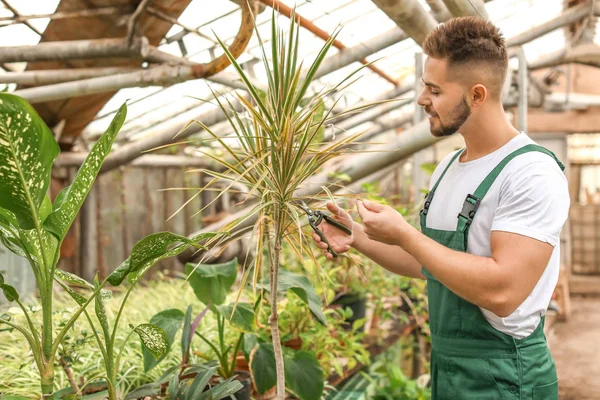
[427,96,471,137]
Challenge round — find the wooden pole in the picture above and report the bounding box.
[441,0,489,19]
[0,37,150,63]
[0,6,131,24]
[370,0,438,46]
[0,67,137,85]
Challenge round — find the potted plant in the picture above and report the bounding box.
[185,8,393,396]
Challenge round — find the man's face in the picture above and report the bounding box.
[417,58,472,137]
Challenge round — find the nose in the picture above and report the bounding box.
[417,87,430,108]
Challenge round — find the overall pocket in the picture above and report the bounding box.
[532,380,558,400]
[442,357,506,400]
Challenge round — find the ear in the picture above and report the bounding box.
[470,84,488,107]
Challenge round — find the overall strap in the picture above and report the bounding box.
[420,149,464,227]
[456,144,565,235]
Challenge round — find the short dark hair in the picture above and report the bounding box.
[422,17,508,99]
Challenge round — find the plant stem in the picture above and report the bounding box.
[229,332,245,377]
[59,357,80,394]
[269,206,285,400]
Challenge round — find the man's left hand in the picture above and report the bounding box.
[356,200,410,246]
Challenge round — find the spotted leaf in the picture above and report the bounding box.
[132,323,168,360]
[0,93,59,230]
[107,231,215,286]
[44,103,126,240]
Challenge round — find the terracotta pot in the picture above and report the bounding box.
[235,352,250,372]
[283,337,303,350]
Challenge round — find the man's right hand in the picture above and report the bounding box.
[312,202,354,260]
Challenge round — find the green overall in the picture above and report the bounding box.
[419,144,565,400]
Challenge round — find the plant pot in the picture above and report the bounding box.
[53,380,113,400]
[235,352,250,372]
[283,337,303,351]
[229,370,252,400]
[331,292,367,332]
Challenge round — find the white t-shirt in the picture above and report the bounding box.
[424,133,570,339]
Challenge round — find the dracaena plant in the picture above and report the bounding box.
[0,94,218,398]
[181,10,389,398]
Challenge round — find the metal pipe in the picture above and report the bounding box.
[259,0,400,86]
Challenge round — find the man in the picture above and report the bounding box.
[313,17,569,399]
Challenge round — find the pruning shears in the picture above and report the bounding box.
[296,200,352,258]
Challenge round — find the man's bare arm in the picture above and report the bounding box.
[351,222,425,279]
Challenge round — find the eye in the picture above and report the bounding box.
[429,89,440,96]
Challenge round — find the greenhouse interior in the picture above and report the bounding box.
[1,0,599,399]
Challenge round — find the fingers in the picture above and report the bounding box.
[356,200,367,220]
[362,199,384,213]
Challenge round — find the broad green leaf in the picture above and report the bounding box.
[258,269,327,326]
[44,103,126,240]
[242,333,258,361]
[0,282,18,302]
[0,93,59,230]
[215,303,255,332]
[181,305,193,360]
[107,231,214,286]
[132,323,168,360]
[55,269,94,290]
[284,350,324,400]
[249,342,277,394]
[185,257,238,306]
[143,309,185,372]
[124,383,161,400]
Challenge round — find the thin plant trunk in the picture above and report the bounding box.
[269,206,286,399]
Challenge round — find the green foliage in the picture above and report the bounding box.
[185,258,238,306]
[365,344,431,400]
[257,268,327,326]
[143,309,185,372]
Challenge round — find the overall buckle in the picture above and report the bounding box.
[422,191,434,215]
[458,194,480,225]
